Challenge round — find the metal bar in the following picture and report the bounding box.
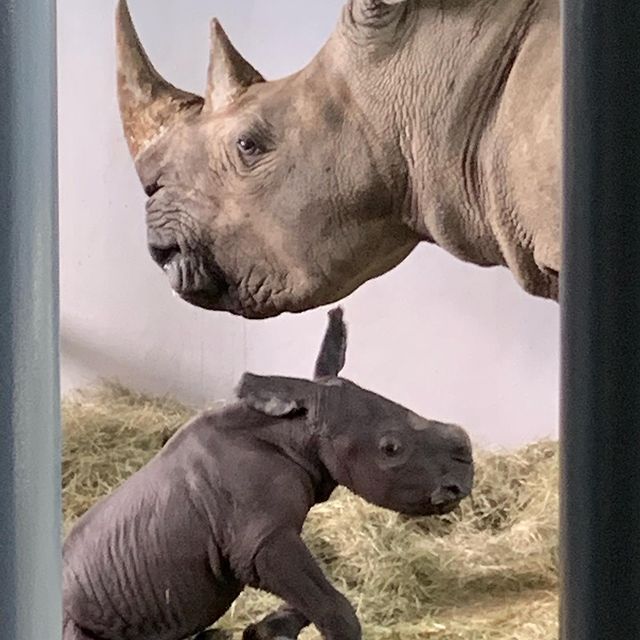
[560,0,640,638]
[0,1,61,639]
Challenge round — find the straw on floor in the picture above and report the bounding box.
[63,383,559,640]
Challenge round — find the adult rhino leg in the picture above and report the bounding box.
[242,605,310,640]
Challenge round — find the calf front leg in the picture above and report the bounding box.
[250,530,360,640]
[242,605,309,640]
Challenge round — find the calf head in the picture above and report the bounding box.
[115,0,418,318]
[237,307,474,516]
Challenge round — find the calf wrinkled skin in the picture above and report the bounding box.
[63,308,474,640]
[116,0,560,319]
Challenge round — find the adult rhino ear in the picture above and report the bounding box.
[235,373,315,418]
[314,306,347,379]
[348,0,409,30]
[204,19,265,113]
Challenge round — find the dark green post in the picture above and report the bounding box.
[561,0,640,637]
[0,1,61,638]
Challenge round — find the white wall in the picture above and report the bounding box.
[58,0,560,449]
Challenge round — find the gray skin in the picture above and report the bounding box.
[115,0,560,319]
[63,308,474,640]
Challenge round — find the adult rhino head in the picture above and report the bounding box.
[116,0,561,318]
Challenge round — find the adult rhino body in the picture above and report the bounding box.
[117,0,560,318]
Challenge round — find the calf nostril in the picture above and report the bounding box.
[148,242,180,268]
[443,484,463,498]
[430,482,466,506]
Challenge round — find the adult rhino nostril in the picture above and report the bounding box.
[148,242,181,268]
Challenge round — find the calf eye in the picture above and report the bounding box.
[237,135,260,156]
[379,435,402,457]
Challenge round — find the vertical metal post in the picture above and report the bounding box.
[0,2,61,639]
[561,1,640,638]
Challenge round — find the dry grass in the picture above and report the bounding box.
[62,382,192,530]
[63,383,559,640]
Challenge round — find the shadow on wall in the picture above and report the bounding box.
[61,326,164,397]
[61,324,213,407]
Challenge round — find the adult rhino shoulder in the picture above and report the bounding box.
[116,0,561,318]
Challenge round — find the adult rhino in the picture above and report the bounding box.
[116,0,560,319]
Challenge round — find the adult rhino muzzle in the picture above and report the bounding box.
[145,226,228,308]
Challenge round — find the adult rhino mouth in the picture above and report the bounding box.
[147,236,286,318]
[147,237,228,309]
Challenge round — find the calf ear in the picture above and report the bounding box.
[235,373,314,417]
[314,307,347,379]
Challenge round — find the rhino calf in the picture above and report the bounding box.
[63,308,474,640]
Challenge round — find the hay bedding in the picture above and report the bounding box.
[63,384,559,640]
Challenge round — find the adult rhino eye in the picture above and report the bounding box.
[237,135,260,156]
[379,435,402,457]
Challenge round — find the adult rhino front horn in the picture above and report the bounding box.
[116,0,561,319]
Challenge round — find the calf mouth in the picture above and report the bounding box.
[399,496,463,518]
[430,498,463,516]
